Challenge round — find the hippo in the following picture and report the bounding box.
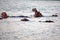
[39,20,54,23]
[32,8,43,17]
[1,12,30,19]
[45,20,54,23]
[52,14,58,17]
[21,18,29,21]
[1,12,8,19]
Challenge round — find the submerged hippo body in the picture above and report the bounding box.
[45,20,54,23]
[0,18,2,19]
[39,20,54,23]
[52,15,58,17]
[32,8,43,17]
[21,18,29,21]
[9,15,30,18]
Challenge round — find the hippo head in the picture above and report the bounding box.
[32,8,37,12]
[1,12,8,19]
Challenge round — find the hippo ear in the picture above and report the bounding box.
[32,8,37,11]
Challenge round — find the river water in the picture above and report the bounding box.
[0,0,60,40]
